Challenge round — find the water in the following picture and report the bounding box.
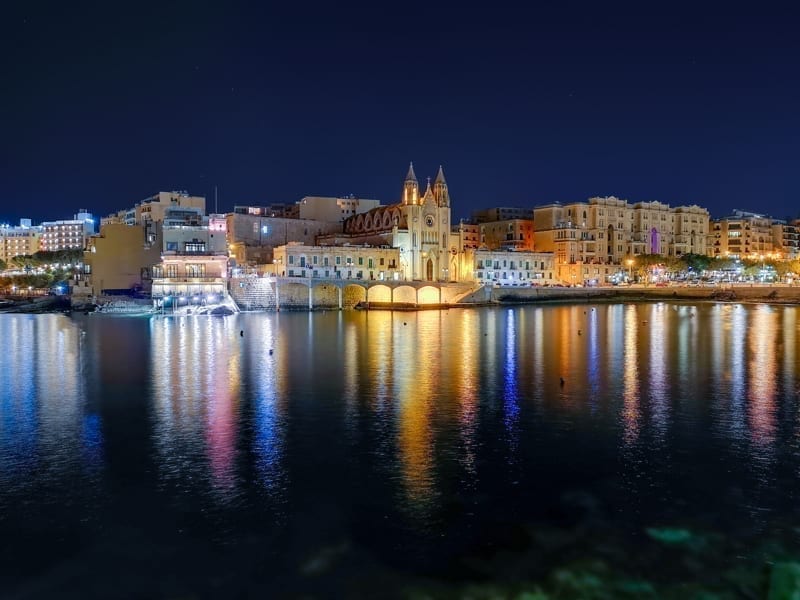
[1,303,800,598]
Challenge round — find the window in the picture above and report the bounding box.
[335,256,341,265]
[379,257,384,266]
[289,255,295,265]
[358,257,363,265]
[186,264,206,277]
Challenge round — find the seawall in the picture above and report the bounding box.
[475,284,800,305]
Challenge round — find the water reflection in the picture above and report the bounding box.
[395,313,436,516]
[649,304,668,440]
[747,306,777,459]
[0,315,99,496]
[622,305,640,445]
[249,315,288,506]
[454,310,479,479]
[503,309,520,450]
[150,316,242,500]
[4,303,800,594]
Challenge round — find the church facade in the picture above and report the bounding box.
[319,163,459,282]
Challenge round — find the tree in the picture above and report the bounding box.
[680,253,711,274]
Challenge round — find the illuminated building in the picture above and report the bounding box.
[102,191,206,227]
[711,209,773,259]
[534,196,711,282]
[318,163,458,282]
[771,220,800,259]
[474,249,555,284]
[151,217,229,301]
[0,220,40,263]
[272,242,402,281]
[77,222,161,296]
[226,208,342,266]
[478,218,534,251]
[39,210,96,252]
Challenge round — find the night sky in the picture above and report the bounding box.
[3,2,799,225]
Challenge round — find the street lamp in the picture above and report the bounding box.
[626,259,634,282]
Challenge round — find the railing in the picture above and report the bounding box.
[161,251,228,256]
[152,277,225,283]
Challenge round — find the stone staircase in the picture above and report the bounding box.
[229,277,277,311]
[451,283,493,304]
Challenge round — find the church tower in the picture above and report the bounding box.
[402,162,419,205]
[433,165,450,207]
[394,162,454,281]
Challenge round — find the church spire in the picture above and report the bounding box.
[405,161,417,183]
[422,176,434,202]
[433,165,449,207]
[434,165,446,185]
[402,162,419,205]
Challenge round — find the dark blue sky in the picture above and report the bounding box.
[2,1,799,224]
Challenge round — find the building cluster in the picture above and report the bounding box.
[3,165,799,301]
[0,211,96,264]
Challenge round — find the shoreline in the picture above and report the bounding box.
[2,285,799,315]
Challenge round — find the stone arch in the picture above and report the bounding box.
[364,214,373,230]
[382,212,392,229]
[310,282,339,309]
[418,285,440,305]
[280,281,311,309]
[426,258,434,281]
[393,285,416,304]
[367,284,391,303]
[342,284,366,308]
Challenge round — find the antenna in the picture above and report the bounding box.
[214,186,218,214]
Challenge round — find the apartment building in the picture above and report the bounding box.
[39,210,96,252]
[534,196,710,281]
[0,220,40,263]
[711,210,773,259]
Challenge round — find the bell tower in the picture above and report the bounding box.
[433,165,449,207]
[402,162,419,205]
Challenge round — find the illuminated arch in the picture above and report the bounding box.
[367,284,391,303]
[417,285,440,304]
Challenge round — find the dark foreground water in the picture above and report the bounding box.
[1,303,800,598]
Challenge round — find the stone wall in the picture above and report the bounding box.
[474,284,800,304]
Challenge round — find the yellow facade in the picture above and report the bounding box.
[81,223,162,294]
[534,196,711,282]
[272,242,403,281]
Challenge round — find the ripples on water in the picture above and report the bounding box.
[1,303,799,597]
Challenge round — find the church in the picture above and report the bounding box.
[319,163,457,282]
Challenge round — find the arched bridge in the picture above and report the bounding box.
[230,276,478,310]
